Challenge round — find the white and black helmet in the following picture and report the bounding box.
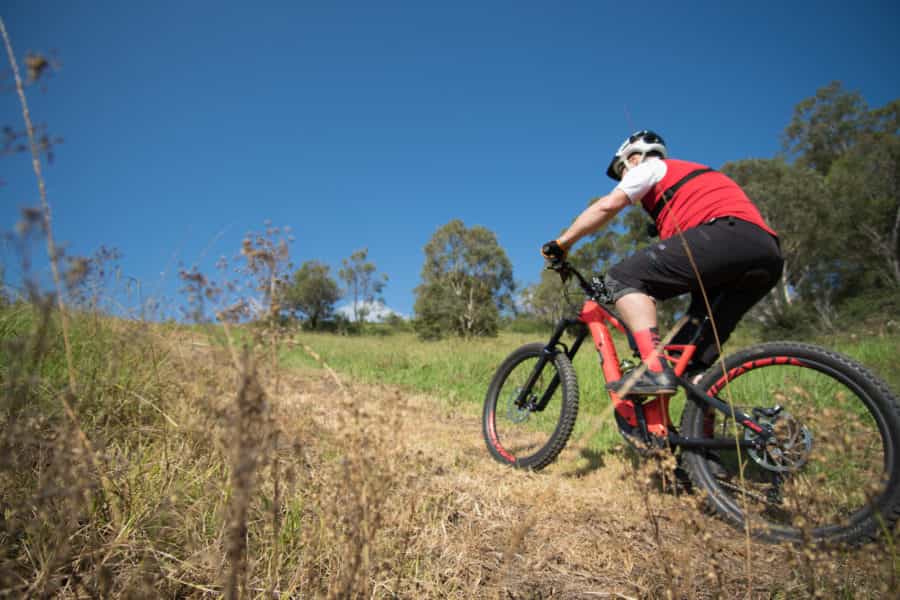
[606,130,667,181]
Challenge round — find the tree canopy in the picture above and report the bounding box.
[413,219,514,339]
[339,248,388,324]
[282,260,342,329]
[732,82,898,331]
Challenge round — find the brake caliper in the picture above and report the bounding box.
[506,387,534,423]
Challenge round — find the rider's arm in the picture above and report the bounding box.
[556,189,631,251]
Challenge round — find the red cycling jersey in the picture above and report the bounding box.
[640,159,777,240]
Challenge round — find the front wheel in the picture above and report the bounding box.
[680,342,900,545]
[483,343,579,470]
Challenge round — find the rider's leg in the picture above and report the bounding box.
[672,240,783,372]
[670,290,722,379]
[604,290,676,395]
[615,291,657,331]
[615,292,665,373]
[692,278,778,368]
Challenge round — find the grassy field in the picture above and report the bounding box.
[284,326,900,452]
[284,329,630,452]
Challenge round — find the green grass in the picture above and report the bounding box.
[285,327,650,454]
[816,333,900,393]
[284,329,636,451]
[284,331,538,407]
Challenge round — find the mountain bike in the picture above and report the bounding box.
[481,259,900,545]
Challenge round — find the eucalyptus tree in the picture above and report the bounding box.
[339,248,388,324]
[826,108,900,289]
[414,220,514,339]
[283,260,341,329]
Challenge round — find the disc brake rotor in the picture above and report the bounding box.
[745,410,813,473]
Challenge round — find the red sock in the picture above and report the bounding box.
[633,327,664,372]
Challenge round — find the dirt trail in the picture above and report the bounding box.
[171,336,900,599]
[274,367,885,599]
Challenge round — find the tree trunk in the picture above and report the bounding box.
[860,221,900,287]
[779,267,792,306]
[464,284,476,337]
[891,201,900,286]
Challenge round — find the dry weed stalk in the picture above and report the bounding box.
[181,223,418,598]
[321,383,404,599]
[0,18,122,529]
[669,218,755,586]
[498,487,552,596]
[265,426,283,599]
[0,18,74,392]
[223,351,269,600]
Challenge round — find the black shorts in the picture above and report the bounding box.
[605,217,784,369]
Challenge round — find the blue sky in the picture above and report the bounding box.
[2,1,899,319]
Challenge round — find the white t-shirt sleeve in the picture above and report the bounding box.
[614,158,667,204]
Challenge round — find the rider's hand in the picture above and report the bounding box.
[541,240,568,262]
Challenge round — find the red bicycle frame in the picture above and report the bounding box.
[528,261,771,447]
[579,299,696,436]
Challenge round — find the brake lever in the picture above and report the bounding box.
[544,260,571,282]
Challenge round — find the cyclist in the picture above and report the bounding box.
[542,130,783,395]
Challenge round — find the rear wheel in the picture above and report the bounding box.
[482,343,579,470]
[680,342,900,545]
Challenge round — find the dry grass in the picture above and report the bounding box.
[3,308,896,598]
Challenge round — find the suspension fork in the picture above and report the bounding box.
[512,318,587,411]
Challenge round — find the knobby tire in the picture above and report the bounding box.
[482,343,579,470]
[680,341,900,545]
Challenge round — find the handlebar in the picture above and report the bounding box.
[545,259,613,304]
